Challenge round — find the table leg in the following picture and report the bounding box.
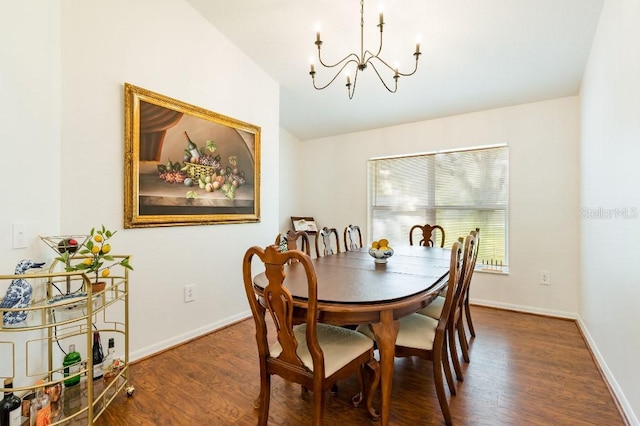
[370,310,399,426]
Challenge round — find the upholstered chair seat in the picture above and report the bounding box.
[272,323,376,377]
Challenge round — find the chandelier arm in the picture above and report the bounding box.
[367,62,398,93]
[347,67,360,100]
[372,19,384,58]
[312,59,360,91]
[366,53,421,77]
[396,54,421,77]
[317,50,361,69]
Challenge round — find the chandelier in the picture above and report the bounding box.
[309,0,421,99]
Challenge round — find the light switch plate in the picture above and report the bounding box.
[12,222,27,249]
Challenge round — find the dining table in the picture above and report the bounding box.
[252,245,452,425]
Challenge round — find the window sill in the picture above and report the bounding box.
[476,266,509,275]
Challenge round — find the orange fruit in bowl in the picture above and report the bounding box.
[379,238,389,247]
[371,241,379,249]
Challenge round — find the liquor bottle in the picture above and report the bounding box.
[0,378,21,426]
[63,344,81,387]
[92,331,104,380]
[184,131,200,159]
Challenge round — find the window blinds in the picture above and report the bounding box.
[369,145,509,266]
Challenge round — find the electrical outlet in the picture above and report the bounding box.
[539,270,551,285]
[184,284,196,302]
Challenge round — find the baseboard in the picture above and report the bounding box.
[470,298,637,425]
[470,298,577,320]
[575,316,639,426]
[129,310,252,363]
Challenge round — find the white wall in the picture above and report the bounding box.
[58,0,279,359]
[278,127,303,231]
[0,1,62,272]
[296,97,581,316]
[1,0,280,362]
[580,0,640,423]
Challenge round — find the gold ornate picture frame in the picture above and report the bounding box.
[124,83,261,228]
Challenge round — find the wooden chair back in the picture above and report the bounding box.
[428,239,463,343]
[243,245,321,375]
[409,224,446,247]
[315,227,341,257]
[343,224,363,251]
[275,230,310,262]
[447,232,478,378]
[462,227,480,341]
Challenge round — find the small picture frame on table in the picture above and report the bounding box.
[291,216,318,234]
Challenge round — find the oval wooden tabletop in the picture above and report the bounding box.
[253,246,451,304]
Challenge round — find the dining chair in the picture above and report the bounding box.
[418,230,479,381]
[243,245,380,425]
[343,224,363,251]
[315,227,341,258]
[409,224,446,247]
[275,230,311,261]
[357,239,464,426]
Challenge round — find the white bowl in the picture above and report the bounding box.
[368,247,394,263]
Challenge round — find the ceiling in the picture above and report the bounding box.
[185,0,604,141]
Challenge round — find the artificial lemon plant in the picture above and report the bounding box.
[56,225,133,284]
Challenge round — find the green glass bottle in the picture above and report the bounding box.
[184,131,200,159]
[63,344,81,387]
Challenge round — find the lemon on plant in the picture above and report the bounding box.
[82,258,92,265]
[101,269,110,278]
[94,235,103,243]
[91,246,100,254]
[101,244,111,254]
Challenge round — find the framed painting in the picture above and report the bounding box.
[124,83,261,228]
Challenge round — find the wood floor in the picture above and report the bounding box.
[95,306,625,425]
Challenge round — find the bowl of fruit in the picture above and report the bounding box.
[369,239,394,263]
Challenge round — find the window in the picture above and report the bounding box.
[368,145,509,267]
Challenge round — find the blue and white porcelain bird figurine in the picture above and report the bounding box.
[1,259,45,325]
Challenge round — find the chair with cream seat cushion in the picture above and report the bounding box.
[357,239,464,426]
[418,230,479,383]
[243,245,380,425]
